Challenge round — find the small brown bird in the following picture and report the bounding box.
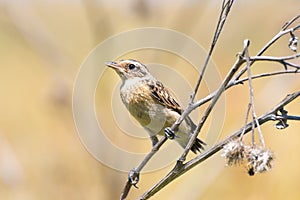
[106,59,205,153]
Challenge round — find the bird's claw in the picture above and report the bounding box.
[164,127,177,140]
[128,168,139,188]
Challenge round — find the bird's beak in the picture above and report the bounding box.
[105,61,122,71]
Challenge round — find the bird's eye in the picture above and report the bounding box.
[128,64,136,70]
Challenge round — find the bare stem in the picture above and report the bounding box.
[179,45,246,162]
[282,14,300,30]
[240,103,252,141]
[190,0,235,103]
[232,21,300,81]
[250,53,300,62]
[120,136,168,200]
[234,70,300,85]
[244,39,265,147]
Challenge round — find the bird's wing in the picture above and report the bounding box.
[146,80,182,114]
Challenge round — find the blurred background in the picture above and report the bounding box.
[1,0,300,199]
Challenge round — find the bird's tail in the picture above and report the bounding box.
[185,116,206,154]
[191,138,206,154]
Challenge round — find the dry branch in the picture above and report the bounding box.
[119,6,300,200]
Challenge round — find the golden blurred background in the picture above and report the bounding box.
[1,0,300,199]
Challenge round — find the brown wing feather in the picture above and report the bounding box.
[146,79,206,153]
[146,80,182,114]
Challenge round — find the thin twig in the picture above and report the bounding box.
[250,53,300,62]
[178,43,247,162]
[244,39,266,147]
[233,21,300,81]
[234,70,300,85]
[192,48,300,110]
[179,0,235,159]
[282,14,300,30]
[120,136,168,200]
[273,115,300,121]
[240,103,252,140]
[248,54,300,70]
[171,0,235,129]
[190,0,235,103]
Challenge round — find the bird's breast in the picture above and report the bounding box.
[120,79,154,126]
[119,78,183,136]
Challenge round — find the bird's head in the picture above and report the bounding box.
[105,59,151,81]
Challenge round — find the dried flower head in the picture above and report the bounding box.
[222,140,246,166]
[246,146,274,176]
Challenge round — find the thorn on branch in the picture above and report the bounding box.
[282,14,300,30]
[282,61,288,70]
[128,168,140,188]
[240,39,250,57]
[288,31,298,52]
[275,108,289,129]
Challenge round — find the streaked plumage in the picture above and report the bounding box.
[106,59,205,153]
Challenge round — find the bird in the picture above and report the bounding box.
[105,59,205,153]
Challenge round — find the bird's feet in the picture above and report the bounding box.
[128,168,139,188]
[164,127,178,140]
